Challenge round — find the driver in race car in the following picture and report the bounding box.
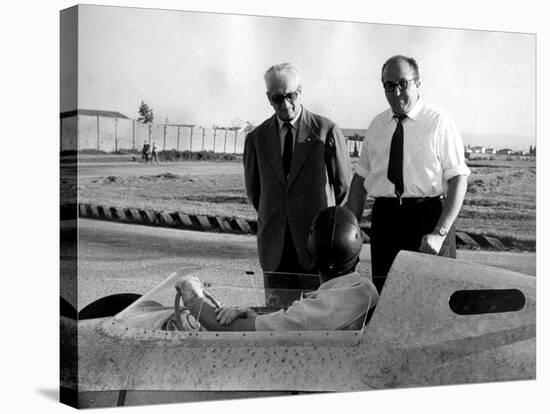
[175,206,379,331]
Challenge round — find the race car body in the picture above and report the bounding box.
[61,251,535,408]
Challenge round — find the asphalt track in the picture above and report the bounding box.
[67,219,536,310]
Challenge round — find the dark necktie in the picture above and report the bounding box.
[282,122,293,176]
[387,114,407,197]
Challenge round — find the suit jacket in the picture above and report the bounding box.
[243,107,352,271]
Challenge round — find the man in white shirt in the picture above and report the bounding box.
[176,206,378,331]
[243,63,351,306]
[346,55,470,293]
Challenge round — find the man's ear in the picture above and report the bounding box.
[297,85,302,94]
[415,80,421,88]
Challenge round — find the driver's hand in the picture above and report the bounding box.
[215,306,250,325]
[175,276,204,303]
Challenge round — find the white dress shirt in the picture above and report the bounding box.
[355,99,470,198]
[276,105,302,155]
[254,272,378,331]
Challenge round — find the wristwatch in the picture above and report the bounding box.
[434,225,449,237]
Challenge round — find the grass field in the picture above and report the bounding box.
[459,160,535,243]
[73,155,536,250]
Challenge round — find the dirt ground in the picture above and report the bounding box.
[69,155,536,248]
[69,158,255,218]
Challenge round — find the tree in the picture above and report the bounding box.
[230,117,255,133]
[137,101,154,124]
[242,121,255,133]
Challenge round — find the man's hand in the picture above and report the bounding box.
[419,232,445,255]
[215,306,254,325]
[175,276,204,304]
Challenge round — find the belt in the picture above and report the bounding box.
[375,196,443,206]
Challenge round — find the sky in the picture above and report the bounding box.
[62,5,536,151]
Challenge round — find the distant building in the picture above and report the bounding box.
[60,109,130,120]
[341,128,367,141]
[60,109,131,152]
[497,148,513,155]
[472,146,485,154]
[485,148,496,155]
[342,128,367,157]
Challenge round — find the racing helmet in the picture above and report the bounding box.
[307,206,363,275]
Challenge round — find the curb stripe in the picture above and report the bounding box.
[455,232,479,248]
[141,209,158,225]
[160,212,176,226]
[113,207,127,222]
[176,212,194,228]
[233,218,253,234]
[484,235,506,250]
[214,216,233,232]
[89,204,100,218]
[72,203,533,252]
[102,206,114,220]
[247,220,257,234]
[194,215,213,230]
[127,208,142,222]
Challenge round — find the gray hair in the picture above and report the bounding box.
[264,63,301,88]
[381,55,420,81]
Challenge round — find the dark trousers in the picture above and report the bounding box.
[263,222,319,307]
[370,197,455,293]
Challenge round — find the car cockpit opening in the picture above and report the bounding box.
[107,267,376,346]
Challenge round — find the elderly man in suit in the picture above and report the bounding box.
[244,63,352,306]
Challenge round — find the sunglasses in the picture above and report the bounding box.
[269,90,300,105]
[383,78,417,92]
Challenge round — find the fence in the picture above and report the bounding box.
[60,114,248,154]
[60,113,364,156]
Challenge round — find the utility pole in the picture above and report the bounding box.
[96,115,100,150]
[114,117,118,153]
[224,128,228,153]
[213,128,217,152]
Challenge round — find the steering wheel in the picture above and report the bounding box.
[174,287,222,331]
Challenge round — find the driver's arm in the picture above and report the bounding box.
[185,297,257,331]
